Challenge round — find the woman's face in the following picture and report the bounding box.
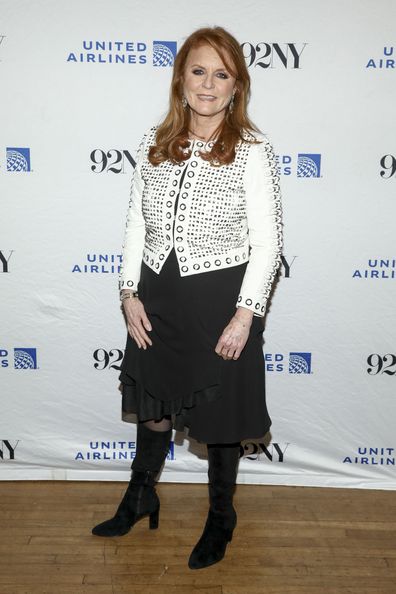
[182,44,236,120]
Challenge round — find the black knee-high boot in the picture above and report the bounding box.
[188,442,240,569]
[92,423,172,537]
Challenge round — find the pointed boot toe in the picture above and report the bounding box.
[92,515,132,537]
[188,510,236,570]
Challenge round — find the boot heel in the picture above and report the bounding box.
[149,507,159,530]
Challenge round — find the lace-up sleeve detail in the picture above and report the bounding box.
[118,131,149,291]
[236,136,283,317]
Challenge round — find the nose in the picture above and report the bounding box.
[202,74,215,89]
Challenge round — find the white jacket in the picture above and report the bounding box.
[119,125,283,317]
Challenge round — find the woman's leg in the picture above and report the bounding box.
[143,416,172,432]
[92,416,173,537]
[188,442,241,569]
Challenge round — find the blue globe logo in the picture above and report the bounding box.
[14,350,35,369]
[7,150,29,172]
[153,43,175,67]
[289,354,309,374]
[297,156,318,178]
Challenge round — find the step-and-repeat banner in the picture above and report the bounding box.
[1,0,395,488]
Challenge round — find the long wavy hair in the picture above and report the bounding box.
[148,26,260,167]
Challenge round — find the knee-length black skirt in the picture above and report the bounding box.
[119,248,271,444]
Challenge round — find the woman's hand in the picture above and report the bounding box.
[215,307,254,361]
[122,296,152,350]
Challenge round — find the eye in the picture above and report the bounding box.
[217,72,229,79]
[192,68,204,75]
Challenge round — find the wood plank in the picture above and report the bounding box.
[1,481,396,593]
[0,588,113,594]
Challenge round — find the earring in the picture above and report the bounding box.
[182,95,188,109]
[229,92,235,114]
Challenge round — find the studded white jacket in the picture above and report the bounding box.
[119,126,283,317]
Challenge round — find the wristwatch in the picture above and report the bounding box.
[120,290,139,302]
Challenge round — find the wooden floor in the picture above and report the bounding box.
[0,481,396,594]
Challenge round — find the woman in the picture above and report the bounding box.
[92,26,283,570]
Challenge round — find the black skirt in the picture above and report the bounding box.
[119,248,271,444]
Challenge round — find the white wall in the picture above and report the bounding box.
[1,0,395,488]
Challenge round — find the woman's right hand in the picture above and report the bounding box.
[122,297,152,349]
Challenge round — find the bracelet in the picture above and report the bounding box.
[120,291,139,302]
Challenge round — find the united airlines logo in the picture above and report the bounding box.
[6,147,31,172]
[289,352,312,374]
[366,46,395,69]
[297,154,321,177]
[14,348,38,369]
[1,348,38,369]
[343,447,395,466]
[352,258,395,280]
[74,440,176,461]
[153,41,177,66]
[265,352,312,374]
[277,153,322,177]
[66,40,177,66]
[72,253,122,274]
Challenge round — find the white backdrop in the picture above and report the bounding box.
[1,0,395,488]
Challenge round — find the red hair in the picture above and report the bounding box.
[148,26,259,167]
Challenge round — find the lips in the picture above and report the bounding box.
[197,95,217,101]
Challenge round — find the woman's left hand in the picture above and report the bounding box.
[215,308,254,361]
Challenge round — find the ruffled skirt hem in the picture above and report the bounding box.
[120,372,221,434]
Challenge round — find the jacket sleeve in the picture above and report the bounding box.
[118,132,148,291]
[236,136,283,317]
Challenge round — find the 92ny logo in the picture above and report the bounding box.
[380,155,396,179]
[367,354,396,375]
[93,349,124,370]
[240,442,290,462]
[90,150,136,173]
[0,250,14,272]
[241,42,307,69]
[0,440,19,460]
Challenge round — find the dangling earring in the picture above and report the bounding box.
[182,95,188,109]
[229,92,235,114]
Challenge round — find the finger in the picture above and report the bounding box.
[226,347,237,360]
[128,326,142,349]
[232,347,242,360]
[224,337,239,352]
[133,328,147,349]
[217,343,231,359]
[218,343,228,357]
[141,312,152,332]
[133,322,152,348]
[220,344,236,360]
[215,338,224,355]
[219,334,236,350]
[138,324,153,346]
[216,332,238,355]
[233,335,249,359]
[129,316,152,346]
